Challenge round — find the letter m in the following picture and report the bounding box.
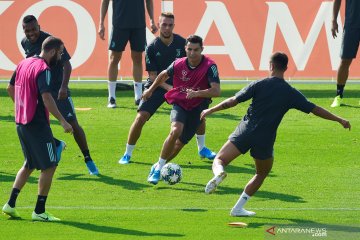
[260,2,342,71]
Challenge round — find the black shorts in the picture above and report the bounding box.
[170,101,209,144]
[340,27,360,59]
[138,87,167,116]
[17,124,58,170]
[109,27,146,52]
[56,96,76,122]
[229,124,275,160]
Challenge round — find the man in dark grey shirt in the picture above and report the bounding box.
[330,0,360,107]
[98,0,158,108]
[201,52,351,217]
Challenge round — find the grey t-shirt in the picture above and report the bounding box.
[234,77,315,140]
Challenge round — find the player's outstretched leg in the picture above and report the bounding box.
[196,121,216,160]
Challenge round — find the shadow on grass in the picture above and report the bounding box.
[248,216,360,234]
[57,173,151,191]
[0,171,38,184]
[56,220,184,237]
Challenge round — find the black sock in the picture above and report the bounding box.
[34,195,47,214]
[54,138,61,147]
[336,84,345,98]
[8,188,20,208]
[82,150,92,162]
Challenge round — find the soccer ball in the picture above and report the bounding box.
[161,163,182,185]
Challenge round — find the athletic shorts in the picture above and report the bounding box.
[170,101,209,144]
[109,27,146,52]
[55,96,76,122]
[17,124,58,170]
[138,87,167,116]
[341,27,360,59]
[228,124,275,160]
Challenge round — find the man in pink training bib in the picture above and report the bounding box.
[142,35,221,185]
[2,37,73,222]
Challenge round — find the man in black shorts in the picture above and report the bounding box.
[8,15,99,175]
[143,35,221,185]
[118,12,216,165]
[98,0,158,107]
[201,52,351,216]
[2,37,73,221]
[330,0,360,107]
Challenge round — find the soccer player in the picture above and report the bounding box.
[8,15,99,175]
[330,0,360,107]
[118,13,216,164]
[201,52,351,216]
[2,36,73,221]
[143,35,221,185]
[98,0,158,107]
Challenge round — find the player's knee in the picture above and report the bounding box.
[135,114,148,126]
[169,127,182,139]
[340,59,352,68]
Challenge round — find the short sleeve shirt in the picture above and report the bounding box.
[166,57,220,86]
[345,0,360,28]
[21,31,71,93]
[112,0,146,28]
[145,34,186,85]
[234,77,315,138]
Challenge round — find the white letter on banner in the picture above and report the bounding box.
[195,1,254,70]
[260,2,342,71]
[0,1,16,71]
[17,0,96,69]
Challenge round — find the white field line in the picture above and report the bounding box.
[15,206,360,211]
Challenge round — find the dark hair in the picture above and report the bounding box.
[185,35,203,48]
[270,52,288,71]
[161,12,174,20]
[42,36,63,52]
[23,15,37,24]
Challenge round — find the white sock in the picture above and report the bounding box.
[155,158,167,171]
[124,144,135,156]
[196,134,205,151]
[233,191,251,210]
[108,81,117,100]
[212,159,224,176]
[134,81,142,100]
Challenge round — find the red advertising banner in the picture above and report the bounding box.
[0,0,359,79]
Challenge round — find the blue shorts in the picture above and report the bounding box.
[341,27,360,59]
[109,27,146,52]
[55,96,77,122]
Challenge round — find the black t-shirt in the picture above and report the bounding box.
[345,0,360,28]
[112,0,145,28]
[20,31,71,94]
[234,77,316,139]
[145,34,186,85]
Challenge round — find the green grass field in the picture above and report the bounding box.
[0,83,359,240]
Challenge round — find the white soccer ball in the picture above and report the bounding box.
[161,163,182,185]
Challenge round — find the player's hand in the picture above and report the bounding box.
[61,121,73,134]
[340,119,351,130]
[186,89,198,99]
[150,21,158,34]
[142,89,152,101]
[58,87,68,100]
[331,20,338,38]
[98,24,106,40]
[200,109,212,120]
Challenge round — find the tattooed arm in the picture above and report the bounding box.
[200,96,238,120]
